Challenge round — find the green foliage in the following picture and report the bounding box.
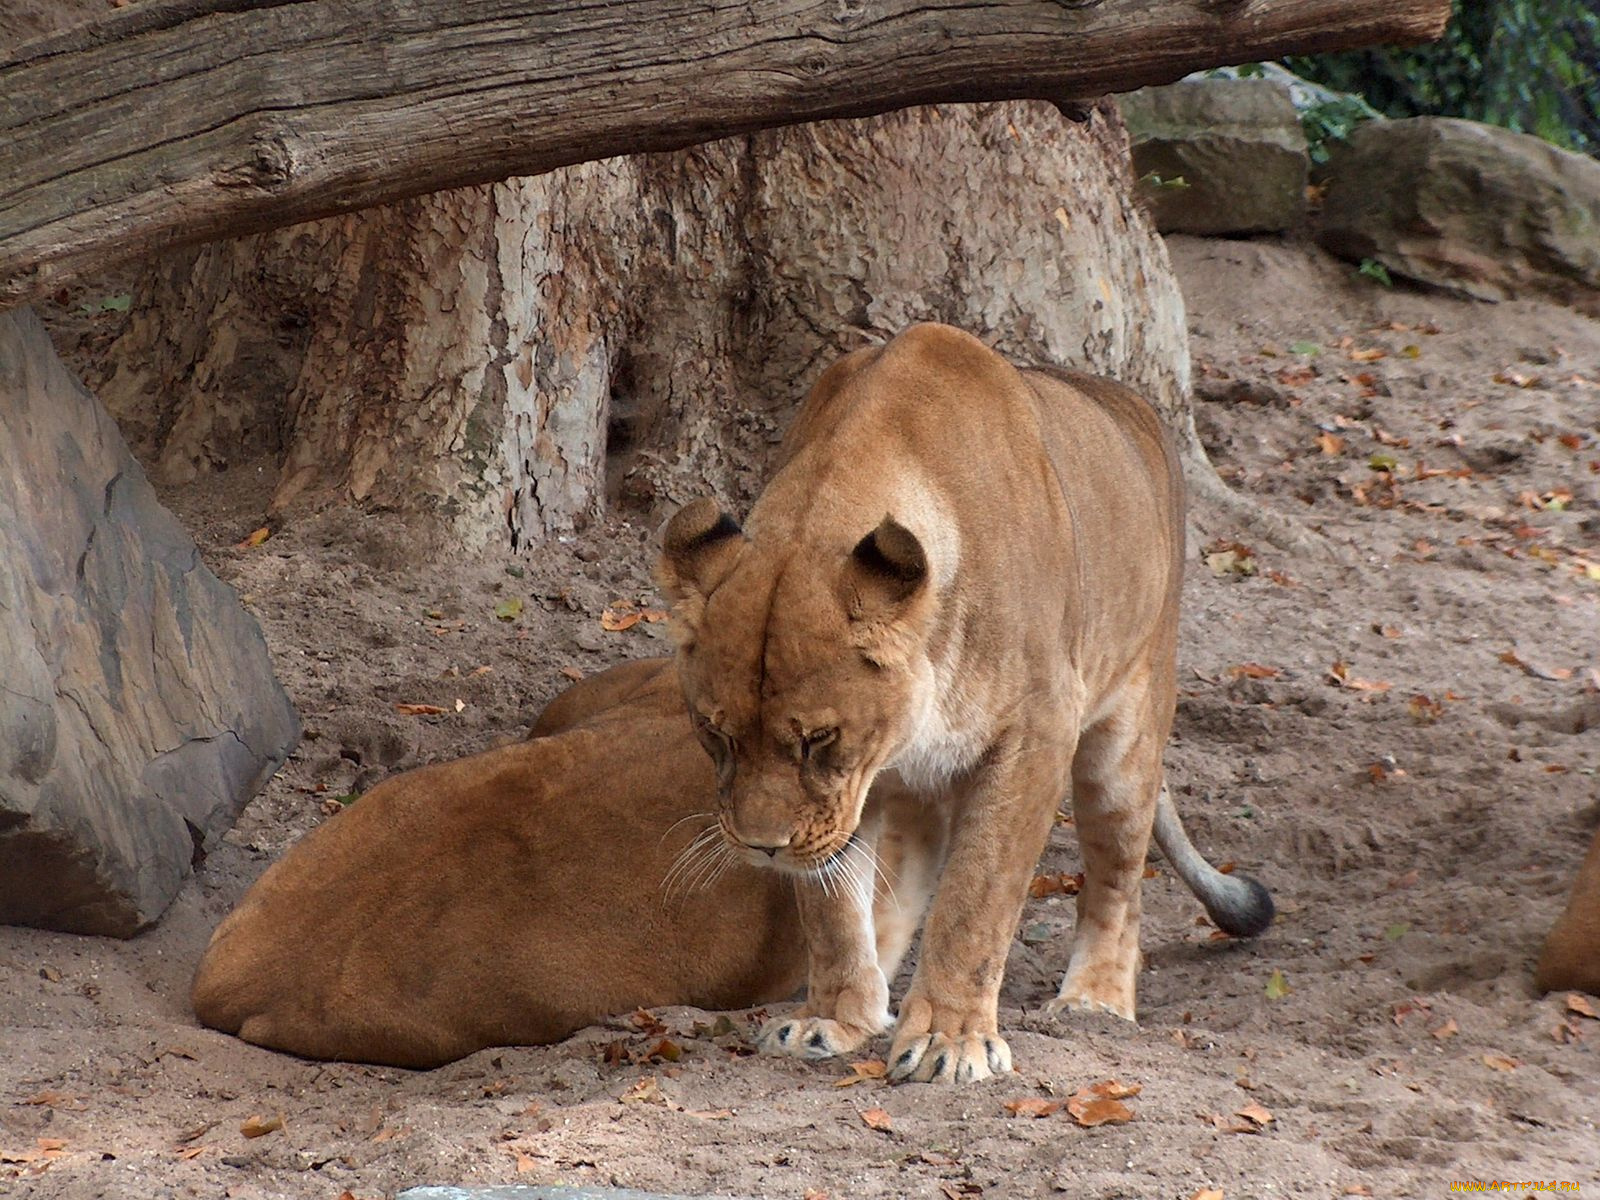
[1357,259,1394,288]
[1299,94,1381,164]
[1136,171,1191,191]
[1287,0,1600,156]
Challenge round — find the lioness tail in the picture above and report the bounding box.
[1151,785,1274,938]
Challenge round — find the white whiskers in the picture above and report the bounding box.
[660,821,738,909]
[815,835,883,917]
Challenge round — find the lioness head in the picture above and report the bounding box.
[657,497,938,874]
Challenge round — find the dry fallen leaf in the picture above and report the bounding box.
[1265,969,1290,1000]
[620,1076,666,1106]
[1430,1017,1460,1040]
[1482,1054,1521,1072]
[1004,1096,1062,1118]
[1064,1079,1139,1127]
[175,1122,213,1144]
[1208,1113,1257,1134]
[1407,694,1444,723]
[1392,998,1432,1025]
[1204,541,1257,578]
[394,703,447,716]
[1348,347,1386,362]
[559,666,584,682]
[630,1008,668,1035]
[1567,993,1598,1020]
[1068,1096,1134,1127]
[1315,432,1347,456]
[24,1091,86,1111]
[859,1106,893,1133]
[1192,1190,1226,1200]
[1345,1185,1374,1196]
[1228,662,1281,680]
[1029,871,1084,898]
[647,1038,683,1063]
[601,607,643,632]
[239,1114,283,1138]
[1235,1102,1274,1128]
[835,1059,888,1087]
[1084,1079,1141,1101]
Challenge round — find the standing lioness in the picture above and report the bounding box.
[659,323,1273,1084]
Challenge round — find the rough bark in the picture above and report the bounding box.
[84,99,1194,551]
[0,0,1453,309]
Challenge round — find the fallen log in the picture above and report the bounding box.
[1,0,1449,308]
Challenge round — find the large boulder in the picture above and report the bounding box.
[1118,79,1309,235]
[0,307,300,937]
[1318,117,1600,312]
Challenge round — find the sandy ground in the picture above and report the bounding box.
[3,236,1598,1199]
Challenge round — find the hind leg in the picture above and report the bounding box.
[1047,688,1164,1021]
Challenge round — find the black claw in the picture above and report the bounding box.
[931,1051,951,1078]
[777,1025,793,1045]
[806,1031,826,1049]
[895,1048,919,1072]
[986,1039,1006,1072]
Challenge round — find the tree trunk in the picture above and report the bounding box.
[0,0,1453,309]
[79,99,1197,552]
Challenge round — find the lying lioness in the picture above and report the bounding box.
[192,657,948,1068]
[1536,827,1600,996]
[659,323,1273,1084]
[191,659,810,1068]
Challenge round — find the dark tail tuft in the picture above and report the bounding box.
[1204,872,1275,939]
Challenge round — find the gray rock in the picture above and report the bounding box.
[1318,117,1600,312]
[1119,79,1309,235]
[0,307,300,936]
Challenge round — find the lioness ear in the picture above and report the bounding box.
[844,516,929,665]
[657,499,746,633]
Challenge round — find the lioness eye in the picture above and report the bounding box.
[800,728,838,762]
[695,719,736,786]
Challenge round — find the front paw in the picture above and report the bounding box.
[757,1014,877,1061]
[887,1028,1012,1083]
[886,995,1012,1084]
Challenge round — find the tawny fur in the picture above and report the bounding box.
[659,323,1273,1084]
[191,659,818,1069]
[1535,826,1600,996]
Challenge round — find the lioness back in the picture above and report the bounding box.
[191,660,805,1068]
